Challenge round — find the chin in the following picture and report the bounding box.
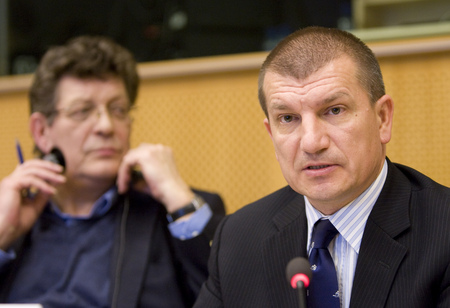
[292,180,338,200]
[85,172,117,184]
[89,163,120,177]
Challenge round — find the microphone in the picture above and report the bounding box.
[128,169,151,194]
[43,148,66,171]
[286,257,312,308]
[130,169,144,183]
[24,148,66,199]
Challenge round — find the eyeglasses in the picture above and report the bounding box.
[50,103,133,123]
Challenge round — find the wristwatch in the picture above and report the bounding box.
[166,194,205,223]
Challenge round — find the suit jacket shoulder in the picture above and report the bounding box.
[351,161,450,308]
[195,185,308,307]
[196,161,450,308]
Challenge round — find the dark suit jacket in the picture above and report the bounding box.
[194,161,450,307]
[0,189,225,308]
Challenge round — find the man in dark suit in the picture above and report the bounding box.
[194,27,450,307]
[0,36,225,307]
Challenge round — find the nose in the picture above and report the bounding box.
[92,106,114,134]
[299,116,330,154]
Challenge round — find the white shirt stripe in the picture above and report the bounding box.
[305,160,388,308]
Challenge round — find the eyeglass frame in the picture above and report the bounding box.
[45,102,135,124]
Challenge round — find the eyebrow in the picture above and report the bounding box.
[269,92,350,112]
[65,95,129,106]
[270,102,290,111]
[323,92,350,104]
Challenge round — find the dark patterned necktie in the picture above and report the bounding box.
[307,219,340,308]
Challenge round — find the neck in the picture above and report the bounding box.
[313,203,345,216]
[51,178,114,216]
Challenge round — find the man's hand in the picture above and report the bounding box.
[117,143,195,213]
[0,159,65,250]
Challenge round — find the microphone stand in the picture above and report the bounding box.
[297,280,307,308]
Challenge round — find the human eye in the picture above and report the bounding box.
[67,105,94,121]
[109,104,129,119]
[280,114,296,123]
[327,107,342,115]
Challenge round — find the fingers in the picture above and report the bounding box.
[116,151,136,194]
[116,144,194,211]
[117,143,174,194]
[0,159,64,250]
[11,159,66,195]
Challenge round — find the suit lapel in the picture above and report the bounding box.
[110,193,160,308]
[262,191,309,307]
[350,162,411,307]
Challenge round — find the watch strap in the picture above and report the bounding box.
[167,194,205,223]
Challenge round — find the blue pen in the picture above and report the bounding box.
[15,139,25,164]
[15,139,36,198]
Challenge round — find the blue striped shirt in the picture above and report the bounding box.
[305,160,388,308]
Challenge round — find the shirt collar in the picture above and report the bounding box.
[305,159,388,253]
[48,186,117,222]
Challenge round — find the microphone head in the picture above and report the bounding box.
[286,257,312,289]
[43,148,66,172]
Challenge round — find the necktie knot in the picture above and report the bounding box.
[311,219,338,249]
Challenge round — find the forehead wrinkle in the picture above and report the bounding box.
[267,90,352,119]
[277,73,341,97]
[265,68,353,114]
[60,89,129,109]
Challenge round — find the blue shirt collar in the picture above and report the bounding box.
[48,186,117,222]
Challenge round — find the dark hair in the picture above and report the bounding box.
[29,35,139,120]
[258,26,385,117]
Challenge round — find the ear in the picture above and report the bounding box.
[264,117,273,138]
[263,117,279,160]
[29,112,53,154]
[375,94,394,145]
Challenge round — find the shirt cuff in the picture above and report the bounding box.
[168,203,212,240]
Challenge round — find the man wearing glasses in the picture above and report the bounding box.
[0,36,225,308]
